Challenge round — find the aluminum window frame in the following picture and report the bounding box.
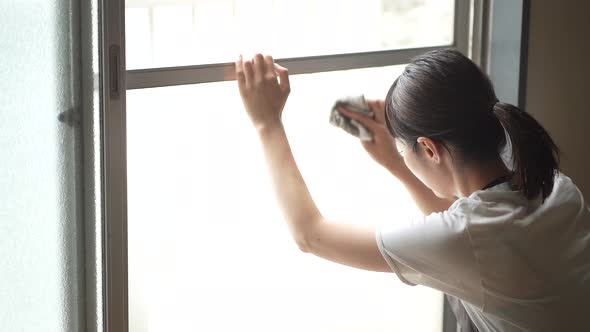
[101,1,477,331]
[126,0,471,89]
[101,0,129,331]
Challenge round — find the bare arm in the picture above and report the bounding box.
[236,54,391,272]
[338,105,454,215]
[258,123,390,272]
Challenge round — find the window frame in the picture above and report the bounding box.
[125,0,471,89]
[101,1,480,331]
[101,0,129,331]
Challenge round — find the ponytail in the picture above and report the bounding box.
[385,49,559,200]
[492,102,560,200]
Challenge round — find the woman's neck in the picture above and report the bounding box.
[451,157,512,197]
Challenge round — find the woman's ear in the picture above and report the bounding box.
[416,137,443,164]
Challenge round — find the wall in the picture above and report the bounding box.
[525,1,590,197]
[0,1,85,331]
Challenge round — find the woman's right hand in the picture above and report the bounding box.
[337,100,408,177]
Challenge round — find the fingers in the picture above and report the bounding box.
[242,59,254,85]
[253,54,266,82]
[274,63,290,92]
[264,55,276,79]
[235,55,246,91]
[367,99,386,124]
[337,106,380,132]
[237,54,290,94]
[361,140,374,149]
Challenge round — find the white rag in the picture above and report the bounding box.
[329,95,375,141]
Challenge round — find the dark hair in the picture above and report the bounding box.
[384,49,559,200]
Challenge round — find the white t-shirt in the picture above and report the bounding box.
[376,174,590,331]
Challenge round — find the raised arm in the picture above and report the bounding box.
[236,54,390,272]
[337,104,455,215]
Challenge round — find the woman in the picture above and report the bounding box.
[234,49,590,331]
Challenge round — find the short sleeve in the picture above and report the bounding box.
[376,206,484,308]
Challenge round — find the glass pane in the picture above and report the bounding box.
[0,0,89,330]
[125,0,455,69]
[127,65,443,332]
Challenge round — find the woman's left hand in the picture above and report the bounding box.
[236,54,291,130]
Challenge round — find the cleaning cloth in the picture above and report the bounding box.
[329,95,375,141]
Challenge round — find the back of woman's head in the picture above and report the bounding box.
[385,48,559,200]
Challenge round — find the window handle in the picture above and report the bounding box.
[109,44,120,99]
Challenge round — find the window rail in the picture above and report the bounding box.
[126,0,471,89]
